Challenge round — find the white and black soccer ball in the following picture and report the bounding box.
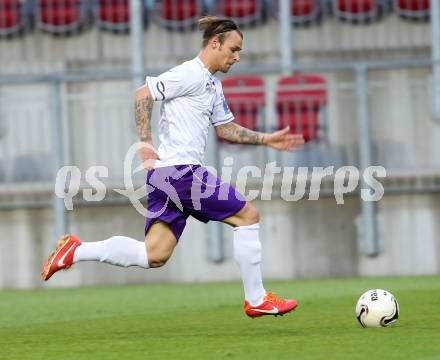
[355,289,399,328]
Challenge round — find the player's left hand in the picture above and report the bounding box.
[264,126,305,151]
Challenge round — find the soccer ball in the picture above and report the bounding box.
[355,289,399,328]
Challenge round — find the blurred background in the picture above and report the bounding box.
[0,0,439,289]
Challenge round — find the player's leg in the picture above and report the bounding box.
[223,203,298,317]
[42,164,187,281]
[144,221,177,268]
[185,166,297,316]
[74,220,176,268]
[41,222,177,280]
[222,202,266,306]
[222,201,260,227]
[41,233,149,281]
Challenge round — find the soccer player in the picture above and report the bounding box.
[42,16,304,318]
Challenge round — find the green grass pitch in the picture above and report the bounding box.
[0,276,439,360]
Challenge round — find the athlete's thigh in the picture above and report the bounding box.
[145,221,177,259]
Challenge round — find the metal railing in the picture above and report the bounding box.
[1,70,436,183]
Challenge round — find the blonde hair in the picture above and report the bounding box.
[198,15,243,48]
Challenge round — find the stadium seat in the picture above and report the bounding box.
[270,0,321,26]
[154,0,204,30]
[393,0,430,20]
[333,0,383,23]
[214,0,266,27]
[0,0,31,37]
[276,73,327,143]
[220,75,265,141]
[96,0,146,32]
[37,0,90,35]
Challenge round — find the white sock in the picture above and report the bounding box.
[233,223,266,306]
[73,236,150,268]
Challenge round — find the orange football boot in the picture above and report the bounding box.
[41,235,81,281]
[244,292,298,318]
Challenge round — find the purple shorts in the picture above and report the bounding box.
[145,165,246,241]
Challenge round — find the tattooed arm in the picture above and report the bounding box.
[215,122,305,151]
[135,85,154,142]
[135,85,159,168]
[215,122,266,145]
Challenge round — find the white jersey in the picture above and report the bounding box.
[146,57,234,168]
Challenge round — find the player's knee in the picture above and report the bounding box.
[147,242,173,268]
[148,250,171,268]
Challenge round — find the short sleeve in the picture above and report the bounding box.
[146,65,194,101]
[211,84,234,127]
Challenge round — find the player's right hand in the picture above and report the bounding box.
[264,126,304,151]
[139,142,160,170]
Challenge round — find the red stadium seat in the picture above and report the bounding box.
[221,75,265,141]
[37,0,89,34]
[276,74,327,143]
[215,0,266,26]
[96,0,131,32]
[333,0,382,23]
[155,0,204,30]
[0,0,30,37]
[393,0,430,20]
[270,0,321,26]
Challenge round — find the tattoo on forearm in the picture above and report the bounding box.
[238,128,261,144]
[217,122,264,145]
[135,96,154,142]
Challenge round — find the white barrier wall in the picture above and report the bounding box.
[360,194,440,276]
[0,194,439,289]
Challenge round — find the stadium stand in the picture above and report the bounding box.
[332,0,385,23]
[95,0,135,33]
[36,0,90,35]
[221,75,266,132]
[0,0,31,37]
[218,74,266,170]
[276,73,327,143]
[154,0,204,30]
[393,0,430,20]
[0,0,435,40]
[213,0,266,27]
[0,0,439,293]
[269,0,322,25]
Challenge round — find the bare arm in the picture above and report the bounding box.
[215,122,305,151]
[215,122,266,145]
[135,85,160,168]
[135,85,155,142]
